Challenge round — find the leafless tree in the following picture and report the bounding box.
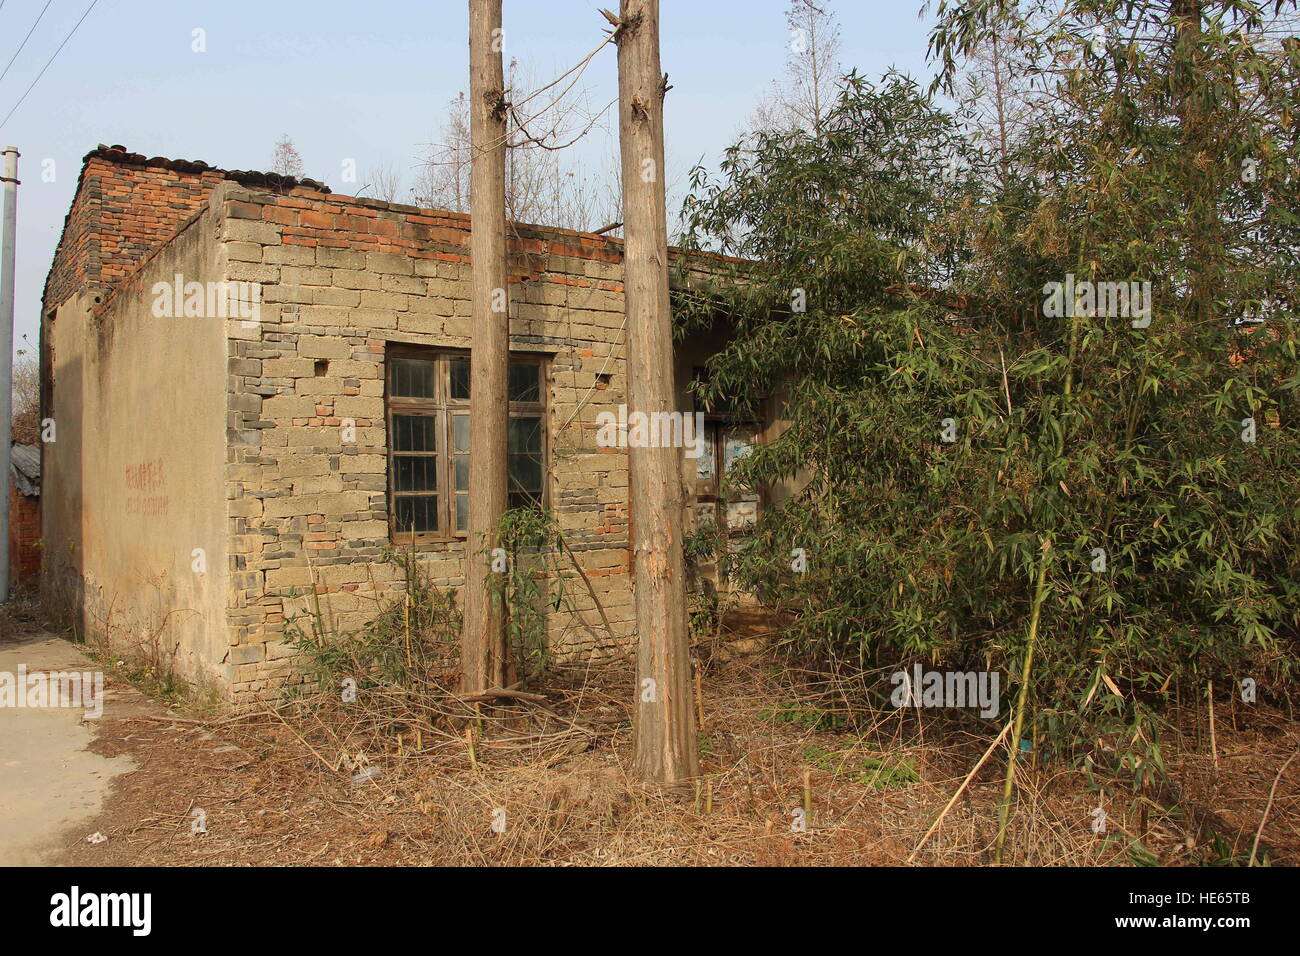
[413,59,619,231]
[362,161,404,203]
[271,135,305,178]
[11,351,38,447]
[750,0,843,135]
[412,92,472,212]
[959,31,1042,187]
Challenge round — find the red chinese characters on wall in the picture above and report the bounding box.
[125,458,169,516]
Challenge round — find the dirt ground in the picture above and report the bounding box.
[0,629,141,864]
[8,604,1297,867]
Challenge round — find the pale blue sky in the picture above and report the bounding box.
[0,0,937,356]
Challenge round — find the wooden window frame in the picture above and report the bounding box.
[386,345,548,544]
[690,365,764,535]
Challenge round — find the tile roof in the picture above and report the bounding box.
[87,143,331,194]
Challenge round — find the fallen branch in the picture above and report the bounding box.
[908,719,1013,864]
[122,711,279,727]
[560,534,617,640]
[461,687,550,704]
[1250,745,1298,866]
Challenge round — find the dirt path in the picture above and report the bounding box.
[0,626,254,866]
[0,632,144,864]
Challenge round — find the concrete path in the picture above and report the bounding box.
[0,633,138,865]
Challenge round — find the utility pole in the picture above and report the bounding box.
[615,0,699,784]
[462,0,510,692]
[0,147,18,605]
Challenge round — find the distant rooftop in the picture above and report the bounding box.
[11,444,39,497]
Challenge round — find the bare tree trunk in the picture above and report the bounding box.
[1172,0,1216,327]
[989,34,1012,189]
[615,0,699,785]
[463,0,509,693]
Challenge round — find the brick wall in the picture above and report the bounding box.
[44,147,330,311]
[44,154,222,310]
[9,486,40,584]
[215,183,639,702]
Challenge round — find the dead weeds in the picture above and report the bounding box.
[53,630,1300,867]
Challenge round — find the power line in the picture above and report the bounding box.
[0,0,99,133]
[0,0,54,87]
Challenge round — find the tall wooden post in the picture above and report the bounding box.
[616,0,700,784]
[463,0,509,693]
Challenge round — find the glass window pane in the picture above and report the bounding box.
[508,362,540,403]
[723,430,755,470]
[508,415,542,453]
[508,453,542,493]
[455,493,469,530]
[508,491,541,511]
[450,357,470,399]
[725,499,758,529]
[391,358,436,398]
[454,455,470,492]
[393,414,436,452]
[453,413,471,453]
[697,424,717,482]
[395,495,438,534]
[395,455,437,492]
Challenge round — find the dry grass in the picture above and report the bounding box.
[0,583,45,643]
[56,618,1300,867]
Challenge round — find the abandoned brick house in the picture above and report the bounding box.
[39,144,782,707]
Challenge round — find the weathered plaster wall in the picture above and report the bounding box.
[42,197,230,689]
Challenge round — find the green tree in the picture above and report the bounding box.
[678,3,1299,783]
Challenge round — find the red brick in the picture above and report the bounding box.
[300,210,337,229]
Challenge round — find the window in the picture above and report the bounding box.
[694,422,761,531]
[386,347,546,540]
[691,366,761,533]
